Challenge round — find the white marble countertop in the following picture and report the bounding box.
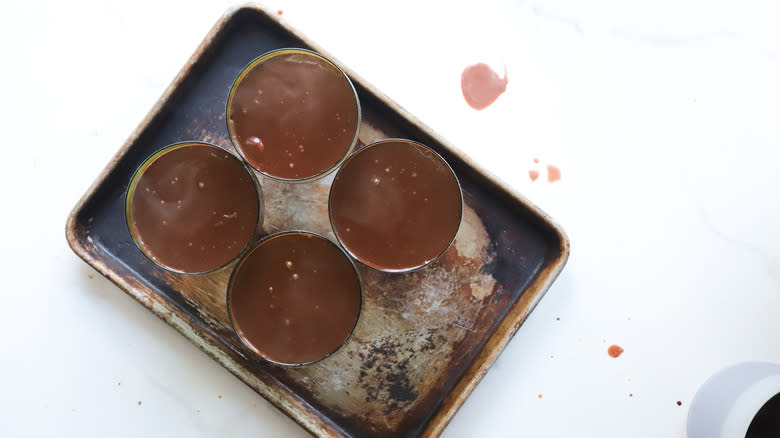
[2,0,779,436]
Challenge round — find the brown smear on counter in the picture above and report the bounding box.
[529,170,539,181]
[547,165,561,182]
[538,394,543,399]
[608,344,624,358]
[461,63,508,110]
[677,401,682,406]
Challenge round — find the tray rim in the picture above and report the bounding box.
[65,4,571,437]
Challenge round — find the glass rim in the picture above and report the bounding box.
[225,48,362,183]
[225,229,364,367]
[124,141,264,276]
[327,138,464,273]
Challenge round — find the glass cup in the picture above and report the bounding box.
[227,230,363,366]
[328,138,463,272]
[226,48,361,183]
[125,142,263,274]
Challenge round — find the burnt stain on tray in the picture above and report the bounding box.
[66,6,568,438]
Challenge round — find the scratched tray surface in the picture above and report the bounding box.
[67,6,568,438]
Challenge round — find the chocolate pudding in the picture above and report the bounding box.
[126,143,260,273]
[329,139,462,272]
[228,231,362,365]
[227,49,360,181]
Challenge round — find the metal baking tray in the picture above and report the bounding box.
[66,4,569,437]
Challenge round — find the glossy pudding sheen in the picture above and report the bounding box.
[228,50,359,180]
[329,140,462,271]
[228,232,361,365]
[127,143,259,273]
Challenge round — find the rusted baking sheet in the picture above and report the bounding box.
[66,4,569,437]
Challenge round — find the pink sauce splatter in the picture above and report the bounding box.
[547,165,561,182]
[608,344,624,358]
[529,170,540,181]
[461,63,508,110]
[533,158,540,163]
[276,9,283,15]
